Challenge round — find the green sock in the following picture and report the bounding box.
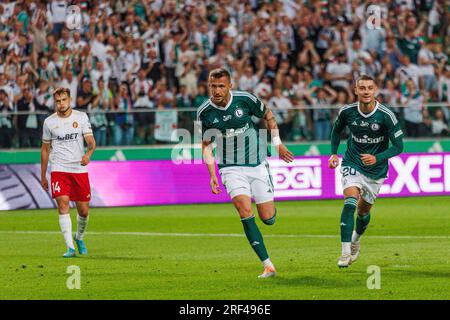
[340,197,357,242]
[241,215,269,261]
[262,209,277,225]
[356,212,371,236]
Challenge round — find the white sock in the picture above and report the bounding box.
[262,258,274,269]
[352,230,362,243]
[76,215,89,240]
[59,214,75,249]
[342,242,351,255]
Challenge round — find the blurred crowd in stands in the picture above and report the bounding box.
[0,0,449,148]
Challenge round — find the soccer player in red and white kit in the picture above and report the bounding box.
[41,87,96,257]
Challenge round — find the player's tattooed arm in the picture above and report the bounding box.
[202,140,215,166]
[81,135,96,166]
[263,108,294,163]
[263,108,279,130]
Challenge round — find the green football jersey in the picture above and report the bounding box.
[197,90,269,169]
[332,101,404,180]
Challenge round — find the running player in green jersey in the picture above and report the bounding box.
[198,68,294,278]
[329,75,404,268]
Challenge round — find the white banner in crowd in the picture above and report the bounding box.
[155,111,178,142]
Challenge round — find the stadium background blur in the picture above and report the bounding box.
[0,0,448,149]
[1,1,449,301]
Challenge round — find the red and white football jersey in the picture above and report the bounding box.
[42,110,93,173]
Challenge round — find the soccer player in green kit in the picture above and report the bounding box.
[198,68,294,278]
[329,75,404,268]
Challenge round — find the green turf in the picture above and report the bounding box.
[0,197,449,300]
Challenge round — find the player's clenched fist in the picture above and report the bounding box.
[360,154,377,166]
[328,154,339,169]
[210,176,221,194]
[41,176,49,191]
[81,154,90,166]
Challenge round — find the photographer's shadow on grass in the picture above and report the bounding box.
[89,255,150,261]
[386,269,450,279]
[270,275,363,288]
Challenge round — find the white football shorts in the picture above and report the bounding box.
[340,166,385,204]
[219,160,274,204]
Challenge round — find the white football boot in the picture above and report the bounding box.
[350,241,360,263]
[258,266,277,278]
[337,254,352,268]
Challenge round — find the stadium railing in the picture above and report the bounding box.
[0,102,448,148]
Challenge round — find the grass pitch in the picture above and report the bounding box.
[0,196,449,300]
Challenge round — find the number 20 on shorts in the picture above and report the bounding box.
[342,167,357,177]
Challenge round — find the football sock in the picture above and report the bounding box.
[262,258,274,269]
[340,197,357,253]
[59,214,75,250]
[76,214,89,240]
[241,215,269,262]
[353,213,371,242]
[342,242,351,256]
[261,209,277,225]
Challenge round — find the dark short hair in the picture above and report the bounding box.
[208,68,231,82]
[356,74,376,85]
[53,87,71,98]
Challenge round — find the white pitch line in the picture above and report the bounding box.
[0,230,449,239]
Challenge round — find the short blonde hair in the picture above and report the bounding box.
[52,87,71,98]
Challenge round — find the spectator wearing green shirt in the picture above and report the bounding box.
[397,13,427,64]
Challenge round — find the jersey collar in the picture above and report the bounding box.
[357,100,378,118]
[56,108,73,119]
[209,91,233,111]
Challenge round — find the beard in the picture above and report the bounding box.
[58,106,71,114]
